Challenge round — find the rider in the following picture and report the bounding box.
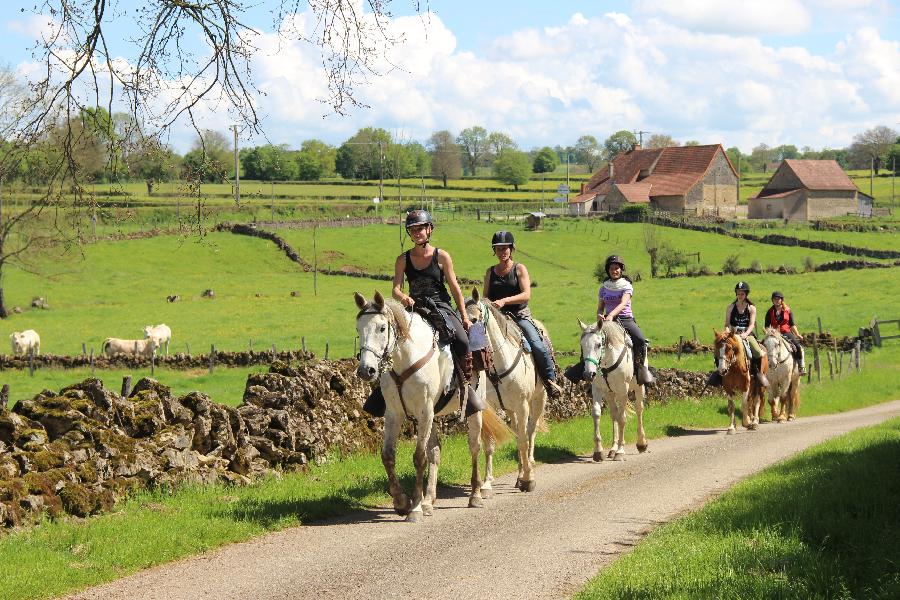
[392,209,476,395]
[482,230,563,399]
[764,290,806,375]
[597,255,655,385]
[725,282,769,386]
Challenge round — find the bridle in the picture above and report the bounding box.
[357,308,397,374]
[717,333,744,373]
[466,298,527,408]
[765,332,792,372]
[583,322,628,390]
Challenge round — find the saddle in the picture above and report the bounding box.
[414,297,453,347]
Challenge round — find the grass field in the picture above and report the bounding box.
[0,344,895,600]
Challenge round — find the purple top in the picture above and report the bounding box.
[598,281,634,318]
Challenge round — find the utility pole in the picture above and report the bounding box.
[870,156,874,198]
[632,129,651,146]
[566,154,570,208]
[892,157,895,208]
[231,125,240,205]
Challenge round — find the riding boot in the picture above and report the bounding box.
[797,347,806,375]
[564,361,585,383]
[363,386,386,417]
[538,373,563,400]
[634,344,655,385]
[752,357,769,387]
[458,351,483,416]
[706,370,723,387]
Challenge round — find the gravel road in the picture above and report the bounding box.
[68,400,900,600]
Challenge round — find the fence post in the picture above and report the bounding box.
[0,384,8,411]
[121,375,132,397]
[28,349,35,378]
[812,334,820,382]
[872,320,881,347]
[186,342,191,357]
[209,344,216,374]
[826,349,834,380]
[691,324,697,342]
[854,340,861,371]
[151,351,155,376]
[833,338,840,376]
[89,349,95,376]
[82,342,87,357]
[325,341,329,360]
[677,336,683,361]
[249,338,253,353]
[302,337,306,353]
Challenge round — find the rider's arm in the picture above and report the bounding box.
[392,255,414,307]
[724,304,733,330]
[596,292,605,320]
[788,312,801,338]
[440,250,472,330]
[764,307,772,328]
[482,267,493,299]
[493,264,532,309]
[741,305,757,339]
[606,292,631,320]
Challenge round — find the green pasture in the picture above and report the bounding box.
[576,417,900,600]
[0,344,896,600]
[737,223,900,253]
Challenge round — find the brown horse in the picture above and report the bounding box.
[713,328,768,433]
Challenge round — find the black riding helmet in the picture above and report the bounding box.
[605,255,625,276]
[735,281,750,294]
[771,290,784,299]
[491,230,515,249]
[405,209,434,230]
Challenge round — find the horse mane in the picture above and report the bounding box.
[764,327,782,340]
[359,299,411,342]
[600,320,627,347]
[485,302,522,345]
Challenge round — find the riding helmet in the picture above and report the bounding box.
[734,281,750,294]
[771,290,784,299]
[491,230,515,248]
[605,255,625,275]
[405,209,434,230]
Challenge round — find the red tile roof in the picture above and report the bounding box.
[750,188,803,200]
[570,191,597,204]
[614,182,652,203]
[780,159,858,191]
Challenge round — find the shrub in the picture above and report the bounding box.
[803,256,816,272]
[722,253,741,274]
[658,243,687,276]
[699,264,714,276]
[617,204,650,222]
[749,260,762,273]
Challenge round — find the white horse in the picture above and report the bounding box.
[465,290,547,494]
[578,319,648,461]
[762,328,801,422]
[354,291,509,522]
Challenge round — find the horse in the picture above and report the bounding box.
[578,319,648,461]
[354,291,510,522]
[465,289,547,493]
[713,328,768,433]
[762,328,801,422]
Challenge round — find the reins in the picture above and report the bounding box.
[470,299,527,409]
[582,322,630,390]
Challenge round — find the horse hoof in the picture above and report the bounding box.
[405,510,423,523]
[592,451,604,462]
[521,480,536,492]
[726,428,736,436]
[607,449,616,459]
[636,444,648,453]
[480,487,493,499]
[788,416,796,421]
[422,504,434,517]
[613,452,625,461]
[469,495,484,508]
[514,478,522,490]
[394,496,411,516]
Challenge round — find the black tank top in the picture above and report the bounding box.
[729,303,752,332]
[405,249,452,305]
[487,263,527,313]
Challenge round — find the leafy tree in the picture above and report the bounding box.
[296,139,336,179]
[886,144,900,175]
[725,147,750,174]
[485,131,518,163]
[127,141,180,194]
[241,144,298,181]
[749,143,774,172]
[774,144,799,160]
[646,134,679,149]
[851,125,898,174]
[428,130,462,187]
[182,130,231,183]
[574,135,603,172]
[532,147,559,174]
[457,126,489,176]
[336,127,391,180]
[658,243,687,276]
[493,150,532,190]
[683,140,701,147]
[603,130,637,159]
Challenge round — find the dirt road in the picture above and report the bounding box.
[69,400,900,600]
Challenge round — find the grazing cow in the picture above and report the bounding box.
[10,330,40,355]
[166,295,180,303]
[142,323,172,355]
[102,337,159,358]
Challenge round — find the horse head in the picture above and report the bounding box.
[578,318,604,382]
[465,287,485,324]
[354,291,393,381]
[713,328,742,375]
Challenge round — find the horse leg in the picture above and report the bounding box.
[607,397,620,459]
[591,385,605,462]
[514,405,532,491]
[788,374,800,420]
[740,387,753,430]
[634,383,648,453]
[525,389,546,483]
[480,423,496,498]
[423,426,441,516]
[467,411,484,507]
[381,413,410,516]
[406,417,432,523]
[726,394,736,435]
[613,394,627,461]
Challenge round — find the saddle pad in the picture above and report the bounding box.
[468,321,488,351]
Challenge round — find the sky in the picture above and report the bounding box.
[3,0,899,154]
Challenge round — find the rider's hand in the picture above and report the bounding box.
[462,317,472,332]
[597,313,606,322]
[493,298,506,308]
[402,295,415,308]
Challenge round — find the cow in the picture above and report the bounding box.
[10,330,40,355]
[142,323,172,355]
[101,337,159,358]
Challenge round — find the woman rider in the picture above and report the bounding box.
[392,209,476,395]
[482,230,563,399]
[726,281,769,386]
[764,290,806,374]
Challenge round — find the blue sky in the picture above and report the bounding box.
[3,1,899,153]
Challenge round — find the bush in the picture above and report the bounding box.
[803,256,816,272]
[749,260,762,273]
[658,242,687,276]
[616,203,650,222]
[722,253,741,274]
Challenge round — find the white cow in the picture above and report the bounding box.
[102,337,159,358]
[142,323,172,355]
[10,330,40,355]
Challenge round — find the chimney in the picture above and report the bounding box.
[580,182,586,194]
[609,162,615,180]
[633,143,642,151]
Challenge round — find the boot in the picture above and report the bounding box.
[363,386,386,417]
[564,361,585,383]
[464,384,486,417]
[543,378,563,399]
[706,370,723,387]
[752,357,769,387]
[635,345,655,385]
[797,348,806,375]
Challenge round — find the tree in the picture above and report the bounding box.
[646,134,679,149]
[851,126,898,174]
[749,143,774,172]
[574,135,603,172]
[493,150,532,190]
[294,140,335,181]
[428,130,461,187]
[683,140,701,147]
[603,130,637,159]
[773,144,799,161]
[182,130,231,183]
[336,127,391,180]
[241,144,298,181]
[457,126,489,176]
[127,140,180,194]
[725,147,750,174]
[886,143,900,175]
[485,131,518,163]
[532,147,559,174]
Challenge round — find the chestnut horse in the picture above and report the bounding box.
[713,328,768,433]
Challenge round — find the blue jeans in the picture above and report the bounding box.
[515,318,557,382]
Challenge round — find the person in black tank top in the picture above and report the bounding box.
[483,231,562,399]
[724,281,768,386]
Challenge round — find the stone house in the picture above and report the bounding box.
[747,160,871,221]
[569,144,739,217]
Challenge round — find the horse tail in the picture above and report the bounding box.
[535,414,549,433]
[480,407,514,446]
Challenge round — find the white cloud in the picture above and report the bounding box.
[634,0,811,35]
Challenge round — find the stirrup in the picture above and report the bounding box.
[545,379,563,399]
[637,366,655,385]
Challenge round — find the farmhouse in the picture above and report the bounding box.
[570,144,739,217]
[747,159,872,221]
